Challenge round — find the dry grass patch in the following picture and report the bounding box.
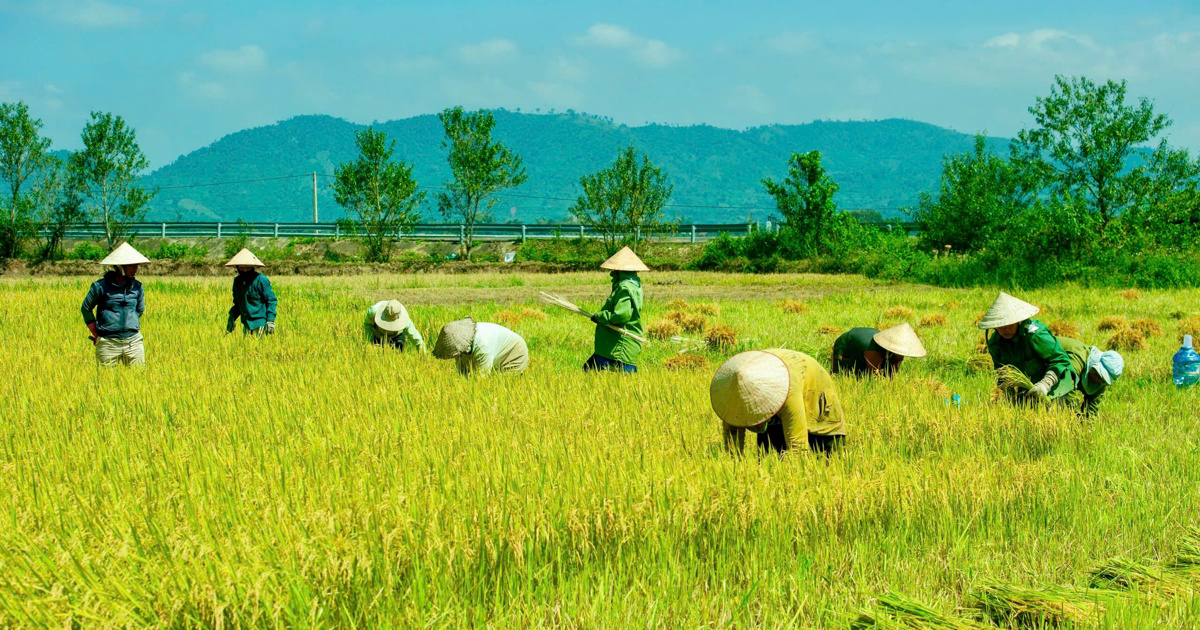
[680,313,707,333]
[817,325,840,335]
[705,324,738,351]
[967,354,994,373]
[919,313,947,327]
[693,303,720,317]
[1048,319,1080,339]
[1119,288,1142,301]
[1133,318,1162,338]
[1179,316,1200,342]
[777,299,810,314]
[1097,315,1129,331]
[647,320,680,341]
[884,305,915,319]
[665,298,690,311]
[663,354,710,372]
[662,310,688,325]
[1107,327,1147,351]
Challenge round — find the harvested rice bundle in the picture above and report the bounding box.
[694,302,720,317]
[1097,315,1128,331]
[1168,529,1200,569]
[665,298,690,311]
[663,354,710,371]
[1089,557,1195,598]
[680,313,707,333]
[970,584,1107,628]
[663,310,688,324]
[850,592,989,630]
[1177,316,1200,342]
[1119,288,1142,301]
[990,365,1084,406]
[778,299,810,314]
[647,320,680,341]
[920,313,947,327]
[945,300,961,310]
[918,377,951,400]
[1106,327,1147,351]
[967,354,994,373]
[1132,318,1162,338]
[494,310,523,327]
[884,305,915,319]
[705,324,737,351]
[1048,319,1080,339]
[519,307,548,321]
[817,325,840,335]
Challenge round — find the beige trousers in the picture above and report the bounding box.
[95,333,145,367]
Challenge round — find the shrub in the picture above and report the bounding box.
[223,233,250,259]
[777,300,810,314]
[1048,319,1080,339]
[705,324,738,351]
[919,313,947,327]
[1097,316,1128,331]
[71,242,107,261]
[1106,327,1147,351]
[647,320,680,340]
[664,354,710,371]
[680,314,707,333]
[1132,318,1162,338]
[884,305,915,319]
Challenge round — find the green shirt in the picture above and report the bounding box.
[831,327,893,376]
[987,318,1077,400]
[1057,336,1106,415]
[592,271,644,365]
[229,272,277,331]
[363,301,426,352]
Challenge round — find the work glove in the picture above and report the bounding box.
[265,321,276,335]
[226,316,236,334]
[1026,371,1060,400]
[87,322,98,345]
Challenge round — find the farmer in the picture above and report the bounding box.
[584,246,646,373]
[225,248,277,335]
[80,242,149,367]
[711,349,846,456]
[432,317,528,376]
[830,323,926,377]
[979,292,1076,402]
[364,300,425,351]
[1057,337,1124,416]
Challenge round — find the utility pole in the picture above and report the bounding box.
[312,172,319,223]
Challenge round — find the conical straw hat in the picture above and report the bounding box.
[977,292,1039,329]
[433,317,476,359]
[100,242,150,266]
[873,323,926,358]
[600,246,650,272]
[375,300,411,333]
[224,248,265,267]
[709,350,791,428]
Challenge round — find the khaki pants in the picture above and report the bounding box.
[95,333,145,367]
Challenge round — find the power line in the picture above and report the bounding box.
[151,173,315,190]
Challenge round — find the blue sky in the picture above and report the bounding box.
[2,0,1199,168]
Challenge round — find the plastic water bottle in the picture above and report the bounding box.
[1173,335,1200,389]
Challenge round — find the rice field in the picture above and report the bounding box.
[2,271,1200,628]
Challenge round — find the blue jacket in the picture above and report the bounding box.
[229,271,277,330]
[81,271,145,339]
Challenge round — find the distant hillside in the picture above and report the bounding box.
[139,111,1009,224]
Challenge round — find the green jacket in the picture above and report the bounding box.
[987,318,1077,400]
[229,271,277,331]
[1057,336,1106,415]
[592,271,644,365]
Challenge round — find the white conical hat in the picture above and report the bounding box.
[600,246,650,272]
[873,323,927,358]
[709,350,791,428]
[977,292,1039,329]
[224,248,265,267]
[100,242,150,266]
[433,317,476,359]
[375,300,411,333]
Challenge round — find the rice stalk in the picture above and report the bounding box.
[647,320,680,341]
[1106,327,1146,352]
[1088,556,1196,598]
[663,354,710,371]
[850,592,989,630]
[1097,316,1128,331]
[694,303,720,317]
[665,298,690,311]
[818,325,841,335]
[680,313,707,333]
[884,306,915,319]
[1176,316,1200,342]
[1119,288,1142,301]
[704,324,737,351]
[920,313,947,327]
[778,299,810,314]
[970,583,1108,628]
[1132,319,1161,338]
[1048,319,1079,339]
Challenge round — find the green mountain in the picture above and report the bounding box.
[140,111,1009,224]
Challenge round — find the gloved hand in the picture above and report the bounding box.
[1026,371,1059,400]
[87,322,98,345]
[226,316,236,334]
[265,321,276,335]
[590,314,601,325]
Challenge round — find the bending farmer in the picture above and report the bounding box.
[81,243,149,367]
[831,323,926,377]
[584,246,646,373]
[433,317,529,376]
[979,292,1076,402]
[711,349,846,456]
[1057,337,1124,416]
[365,300,425,351]
[225,249,278,335]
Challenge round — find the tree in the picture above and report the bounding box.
[0,101,52,259]
[69,111,155,249]
[761,150,839,256]
[909,134,1033,252]
[1010,76,1178,229]
[332,127,426,262]
[32,155,86,261]
[436,107,528,260]
[570,145,674,255]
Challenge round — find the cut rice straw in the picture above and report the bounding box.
[970,583,1108,628]
[850,592,989,630]
[538,291,651,345]
[1088,556,1196,598]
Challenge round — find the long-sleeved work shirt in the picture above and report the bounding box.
[1057,336,1107,415]
[723,350,846,454]
[81,271,145,339]
[456,323,529,376]
[229,271,277,331]
[592,271,644,365]
[363,301,425,351]
[987,318,1077,400]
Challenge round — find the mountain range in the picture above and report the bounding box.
[138,111,1008,224]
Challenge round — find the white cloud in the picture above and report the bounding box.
[56,0,140,28]
[528,81,584,108]
[549,57,586,83]
[767,32,820,55]
[368,55,438,75]
[459,39,517,64]
[200,45,268,74]
[983,29,1099,52]
[575,23,683,68]
[177,71,227,100]
[985,33,1021,48]
[725,84,772,116]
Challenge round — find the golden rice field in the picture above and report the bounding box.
[3,271,1200,628]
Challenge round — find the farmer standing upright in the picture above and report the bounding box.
[81,242,150,367]
[980,292,1076,402]
[225,248,277,335]
[584,246,646,373]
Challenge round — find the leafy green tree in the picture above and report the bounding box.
[436,107,528,260]
[570,145,674,255]
[762,150,838,256]
[32,155,86,261]
[69,111,155,249]
[0,101,52,259]
[910,134,1033,252]
[332,127,426,262]
[1011,76,1190,229]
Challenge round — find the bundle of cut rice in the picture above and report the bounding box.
[778,299,810,314]
[665,298,690,311]
[663,354,710,372]
[1088,556,1195,598]
[1097,315,1128,331]
[850,592,989,630]
[1119,288,1142,301]
[920,313,947,327]
[647,320,680,341]
[818,325,841,335]
[1048,319,1080,339]
[705,324,737,351]
[970,584,1108,628]
[694,303,720,317]
[884,305,915,319]
[967,354,994,374]
[1132,318,1162,338]
[680,313,707,333]
[1106,327,1147,351]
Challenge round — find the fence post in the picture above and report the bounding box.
[746,223,752,236]
[217,222,222,239]
[161,222,166,238]
[335,224,340,240]
[579,225,585,239]
[637,226,641,241]
[521,225,527,241]
[274,223,279,238]
[691,225,696,243]
[459,224,465,245]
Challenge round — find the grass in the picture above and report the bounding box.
[2,271,1200,628]
[1048,319,1080,339]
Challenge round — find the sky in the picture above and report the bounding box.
[2,0,1199,169]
